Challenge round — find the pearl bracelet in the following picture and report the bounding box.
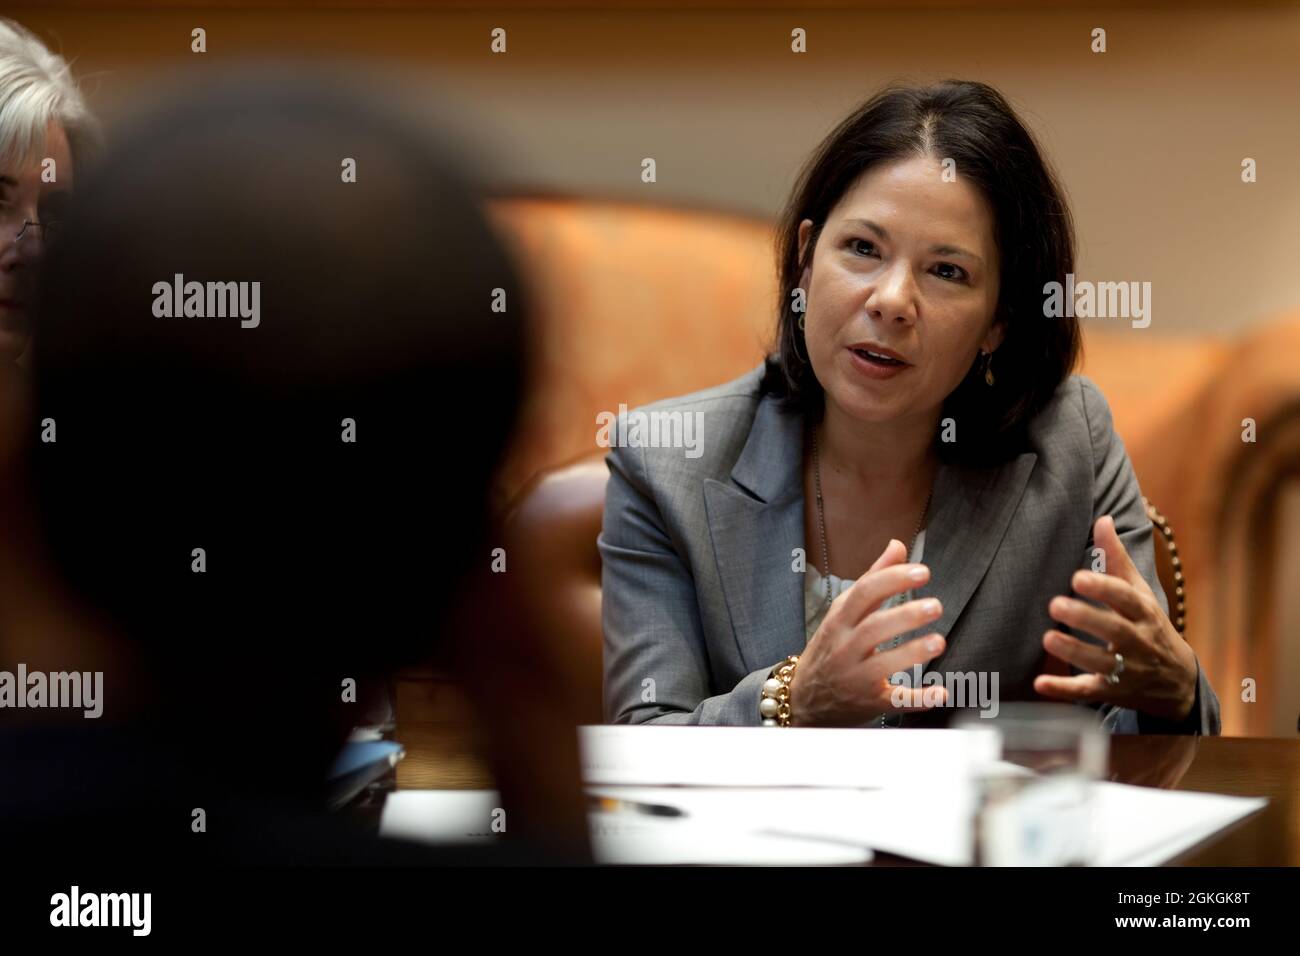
[760,655,800,726]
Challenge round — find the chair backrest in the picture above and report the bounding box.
[1144,498,1186,636]
[502,454,610,724]
[484,196,778,506]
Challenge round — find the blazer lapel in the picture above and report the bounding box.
[703,390,1039,680]
[704,394,807,674]
[907,450,1037,673]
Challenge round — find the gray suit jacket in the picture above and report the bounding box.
[599,362,1220,734]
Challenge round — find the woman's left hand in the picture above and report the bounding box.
[1034,514,1198,722]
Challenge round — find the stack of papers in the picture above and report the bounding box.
[378,726,1266,866]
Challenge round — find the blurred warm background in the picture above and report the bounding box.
[12,1,1300,737]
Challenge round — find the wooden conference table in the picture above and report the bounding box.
[391,677,1300,866]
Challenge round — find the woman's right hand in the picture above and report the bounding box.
[788,538,949,727]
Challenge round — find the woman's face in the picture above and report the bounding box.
[0,120,74,363]
[797,154,1003,431]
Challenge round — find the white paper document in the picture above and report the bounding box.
[380,788,501,846]
[759,779,1263,866]
[1091,783,1267,866]
[380,788,874,865]
[579,724,1001,787]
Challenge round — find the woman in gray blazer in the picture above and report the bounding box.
[599,80,1219,734]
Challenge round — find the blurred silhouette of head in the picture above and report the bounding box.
[27,70,526,798]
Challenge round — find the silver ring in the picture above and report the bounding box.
[1105,652,1124,686]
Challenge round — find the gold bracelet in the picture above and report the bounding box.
[760,655,800,726]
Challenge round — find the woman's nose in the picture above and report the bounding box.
[865,259,918,323]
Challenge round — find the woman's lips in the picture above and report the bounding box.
[847,346,911,380]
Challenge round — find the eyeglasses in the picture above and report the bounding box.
[6,218,62,257]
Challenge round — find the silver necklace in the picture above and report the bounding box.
[811,425,933,728]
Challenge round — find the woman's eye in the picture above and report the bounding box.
[848,238,878,257]
[933,262,968,283]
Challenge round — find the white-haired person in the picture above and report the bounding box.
[0,17,98,365]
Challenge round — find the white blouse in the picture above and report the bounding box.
[803,529,927,645]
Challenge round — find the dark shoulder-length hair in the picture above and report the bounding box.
[762,79,1081,465]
